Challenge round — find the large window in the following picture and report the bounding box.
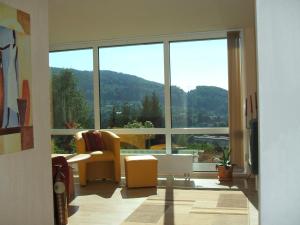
[50,34,233,171]
[49,49,94,129]
[169,40,229,169]
[99,43,165,129]
[170,39,228,128]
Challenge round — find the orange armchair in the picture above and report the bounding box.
[74,130,121,186]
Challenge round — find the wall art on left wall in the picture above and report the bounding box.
[0,2,34,154]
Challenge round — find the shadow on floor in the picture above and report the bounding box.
[163,177,174,225]
[213,178,258,210]
[74,179,119,199]
[68,205,79,217]
[120,186,157,199]
[158,177,196,188]
[242,189,258,210]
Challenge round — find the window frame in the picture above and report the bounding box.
[50,30,243,156]
[98,42,166,129]
[49,47,95,130]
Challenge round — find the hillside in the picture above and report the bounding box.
[51,67,228,128]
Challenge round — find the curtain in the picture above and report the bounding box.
[227,31,244,167]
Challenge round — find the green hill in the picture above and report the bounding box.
[50,68,228,128]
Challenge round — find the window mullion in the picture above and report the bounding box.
[164,41,172,154]
[93,46,101,130]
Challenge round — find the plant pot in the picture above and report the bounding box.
[217,165,233,182]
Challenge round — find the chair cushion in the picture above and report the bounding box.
[82,131,105,151]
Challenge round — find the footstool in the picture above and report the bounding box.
[125,155,158,188]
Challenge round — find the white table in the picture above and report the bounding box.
[52,153,90,163]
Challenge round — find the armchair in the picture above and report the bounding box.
[74,130,121,186]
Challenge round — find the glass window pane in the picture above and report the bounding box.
[99,44,165,129]
[172,134,229,171]
[49,49,94,129]
[170,39,228,128]
[119,134,165,154]
[51,135,76,154]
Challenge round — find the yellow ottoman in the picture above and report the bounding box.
[125,155,158,188]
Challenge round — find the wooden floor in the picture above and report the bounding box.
[66,177,258,225]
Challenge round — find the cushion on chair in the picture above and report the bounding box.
[82,131,105,151]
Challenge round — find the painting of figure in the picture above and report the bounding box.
[0,3,34,154]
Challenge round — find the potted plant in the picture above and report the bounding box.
[216,148,233,182]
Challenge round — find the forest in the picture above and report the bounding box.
[51,68,228,129]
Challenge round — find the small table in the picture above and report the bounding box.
[51,153,91,164]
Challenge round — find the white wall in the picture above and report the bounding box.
[256,0,300,224]
[49,0,255,44]
[0,0,53,224]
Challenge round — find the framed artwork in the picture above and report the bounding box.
[0,3,34,154]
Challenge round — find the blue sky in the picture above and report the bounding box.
[49,39,228,92]
[50,49,93,71]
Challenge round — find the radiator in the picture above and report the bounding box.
[155,154,193,178]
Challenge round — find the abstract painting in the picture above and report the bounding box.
[0,3,34,154]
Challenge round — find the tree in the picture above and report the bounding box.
[121,103,131,126]
[123,120,154,128]
[108,106,117,128]
[150,92,163,127]
[140,95,151,122]
[52,69,89,129]
[139,92,163,127]
[52,69,91,153]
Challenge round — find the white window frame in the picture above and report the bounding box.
[50,30,244,155]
